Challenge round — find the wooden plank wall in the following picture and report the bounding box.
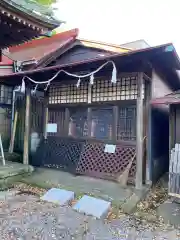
[169,143,180,198]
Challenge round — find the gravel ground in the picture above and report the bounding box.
[0,187,179,239]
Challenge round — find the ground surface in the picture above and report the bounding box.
[0,185,179,240]
[21,167,149,214]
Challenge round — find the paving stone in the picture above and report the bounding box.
[41,188,75,206]
[0,190,179,239]
[73,195,111,219]
[157,199,180,226]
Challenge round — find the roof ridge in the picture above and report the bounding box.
[77,38,131,50]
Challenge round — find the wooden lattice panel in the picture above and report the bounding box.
[49,82,88,104]
[76,142,136,182]
[92,76,139,102]
[117,105,136,141]
[0,85,13,105]
[48,109,65,136]
[91,108,113,140]
[68,108,88,137]
[31,136,86,172]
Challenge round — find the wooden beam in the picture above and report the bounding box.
[23,88,31,165]
[64,108,70,135]
[135,72,144,189]
[113,106,118,141]
[144,79,152,185]
[87,83,92,137]
[9,110,18,154]
[87,107,92,137]
[43,92,49,139]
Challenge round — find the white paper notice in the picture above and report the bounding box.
[47,123,57,133]
[104,144,116,153]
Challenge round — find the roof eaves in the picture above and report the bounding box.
[35,36,130,68]
[0,0,62,29]
[9,28,79,52]
[2,42,180,78]
[34,37,77,68]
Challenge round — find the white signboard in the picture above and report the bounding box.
[104,144,116,153]
[47,123,57,133]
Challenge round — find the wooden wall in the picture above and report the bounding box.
[49,74,141,104]
[174,105,180,144]
[48,46,114,67]
[151,70,174,182]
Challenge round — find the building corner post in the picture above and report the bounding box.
[23,88,31,165]
[43,92,49,140]
[135,72,144,189]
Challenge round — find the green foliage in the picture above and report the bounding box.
[33,0,57,6]
[24,0,57,17]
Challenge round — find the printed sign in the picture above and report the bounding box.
[47,123,57,133]
[104,144,116,153]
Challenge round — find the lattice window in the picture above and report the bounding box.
[0,85,13,105]
[92,76,138,102]
[48,109,65,136]
[68,108,88,137]
[117,105,136,141]
[49,82,88,104]
[90,108,113,140]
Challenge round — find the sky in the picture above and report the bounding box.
[54,0,180,54]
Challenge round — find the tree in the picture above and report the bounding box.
[25,0,58,17]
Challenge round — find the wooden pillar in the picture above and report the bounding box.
[87,108,92,137]
[87,84,92,137]
[113,106,118,141]
[144,79,152,185]
[43,93,49,139]
[135,72,144,189]
[23,88,31,165]
[65,108,70,135]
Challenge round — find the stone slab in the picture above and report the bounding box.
[41,188,75,206]
[121,193,141,214]
[157,199,180,226]
[73,195,111,219]
[121,185,150,214]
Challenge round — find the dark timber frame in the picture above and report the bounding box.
[135,72,144,188]
[19,71,150,188]
[23,88,31,164]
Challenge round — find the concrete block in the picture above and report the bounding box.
[121,193,141,214]
[73,195,111,219]
[41,188,74,206]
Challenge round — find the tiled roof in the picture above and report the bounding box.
[7,28,79,62]
[0,0,62,29]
